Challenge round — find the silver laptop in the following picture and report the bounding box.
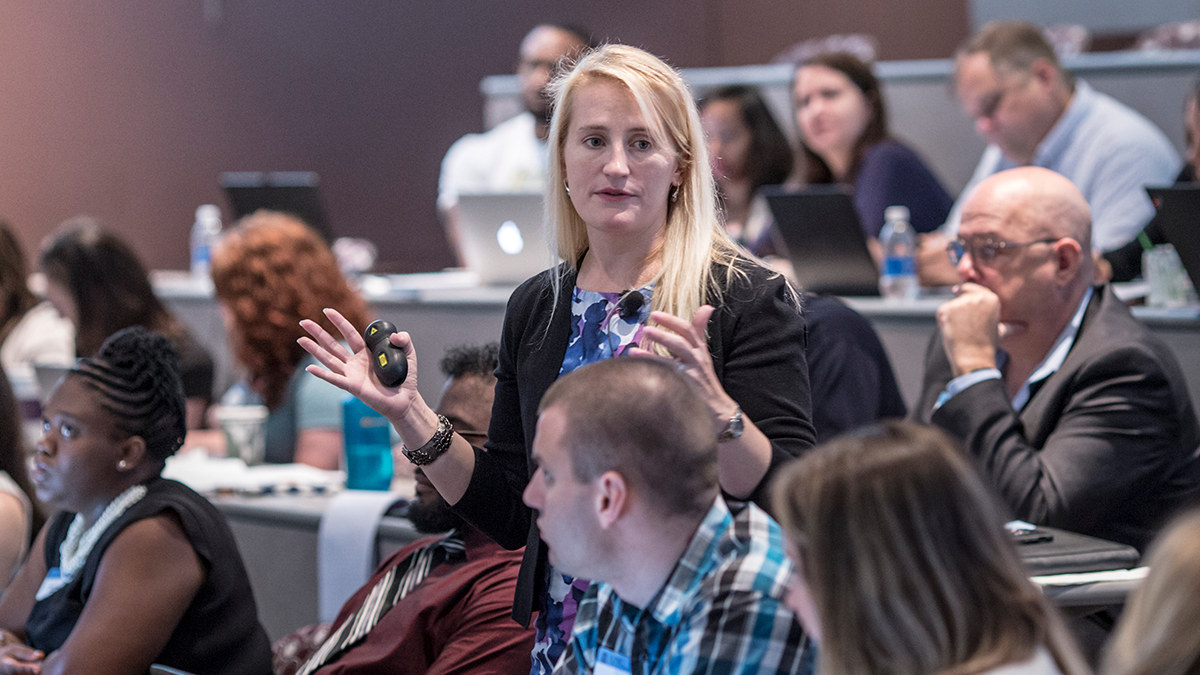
[456,193,557,286]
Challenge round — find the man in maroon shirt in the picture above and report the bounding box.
[278,344,534,675]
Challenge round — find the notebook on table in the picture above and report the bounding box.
[762,185,880,297]
[1011,524,1140,576]
[456,193,556,286]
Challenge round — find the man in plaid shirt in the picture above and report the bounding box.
[522,357,811,675]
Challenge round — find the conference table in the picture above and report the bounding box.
[213,491,1145,642]
[158,271,1200,414]
[163,274,1191,639]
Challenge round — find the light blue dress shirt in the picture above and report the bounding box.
[943,81,1181,251]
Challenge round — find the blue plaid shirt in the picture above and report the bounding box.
[553,497,811,675]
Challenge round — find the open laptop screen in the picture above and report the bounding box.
[222,171,333,242]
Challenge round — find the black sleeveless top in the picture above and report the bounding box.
[27,477,272,675]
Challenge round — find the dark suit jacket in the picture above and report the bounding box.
[453,259,816,625]
[914,285,1200,551]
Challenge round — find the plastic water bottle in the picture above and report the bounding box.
[879,205,918,301]
[342,396,394,491]
[190,204,222,277]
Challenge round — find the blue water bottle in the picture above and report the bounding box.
[342,396,394,491]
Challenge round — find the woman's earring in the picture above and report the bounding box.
[117,460,128,470]
[670,185,679,203]
[564,180,571,196]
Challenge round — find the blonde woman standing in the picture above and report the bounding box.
[302,43,814,673]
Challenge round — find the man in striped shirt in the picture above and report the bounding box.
[523,357,811,675]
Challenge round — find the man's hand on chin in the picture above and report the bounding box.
[937,283,1002,377]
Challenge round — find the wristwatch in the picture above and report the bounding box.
[401,414,455,465]
[717,406,743,442]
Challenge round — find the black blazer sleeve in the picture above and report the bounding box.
[452,269,568,550]
[708,265,816,509]
[932,348,1182,544]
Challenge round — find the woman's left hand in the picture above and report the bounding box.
[630,305,738,435]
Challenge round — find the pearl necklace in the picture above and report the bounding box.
[58,484,148,579]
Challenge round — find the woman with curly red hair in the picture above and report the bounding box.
[211,211,372,469]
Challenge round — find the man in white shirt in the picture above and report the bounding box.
[912,167,1200,551]
[917,21,1180,287]
[438,25,589,263]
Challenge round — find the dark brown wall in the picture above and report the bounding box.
[0,1,966,273]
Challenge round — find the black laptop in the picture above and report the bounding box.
[762,185,880,297]
[1146,184,1200,292]
[222,171,333,242]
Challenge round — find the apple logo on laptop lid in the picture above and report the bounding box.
[497,220,525,255]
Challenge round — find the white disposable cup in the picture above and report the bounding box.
[215,405,269,465]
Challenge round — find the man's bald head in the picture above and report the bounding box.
[965,167,1091,241]
[962,167,1093,276]
[952,168,1097,369]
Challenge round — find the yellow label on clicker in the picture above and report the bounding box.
[369,327,377,335]
[378,353,388,366]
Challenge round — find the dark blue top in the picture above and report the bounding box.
[854,139,953,238]
[803,293,906,442]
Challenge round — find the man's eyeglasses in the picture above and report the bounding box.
[969,72,1030,121]
[946,237,1061,266]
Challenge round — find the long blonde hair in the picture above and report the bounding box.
[772,422,1090,675]
[545,44,745,323]
[1103,509,1200,675]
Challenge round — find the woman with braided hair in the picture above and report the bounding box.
[0,327,271,675]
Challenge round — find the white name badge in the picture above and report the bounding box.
[595,648,632,675]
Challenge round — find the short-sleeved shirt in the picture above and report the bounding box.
[438,112,548,210]
[221,355,347,464]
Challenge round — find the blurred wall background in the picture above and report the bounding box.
[0,0,972,272]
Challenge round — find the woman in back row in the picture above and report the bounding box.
[39,219,214,430]
[210,212,373,469]
[794,52,953,237]
[699,85,794,255]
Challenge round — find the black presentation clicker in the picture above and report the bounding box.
[364,320,407,387]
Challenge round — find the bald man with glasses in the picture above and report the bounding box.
[913,167,1200,552]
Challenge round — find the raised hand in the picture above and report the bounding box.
[630,305,738,435]
[298,308,425,423]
